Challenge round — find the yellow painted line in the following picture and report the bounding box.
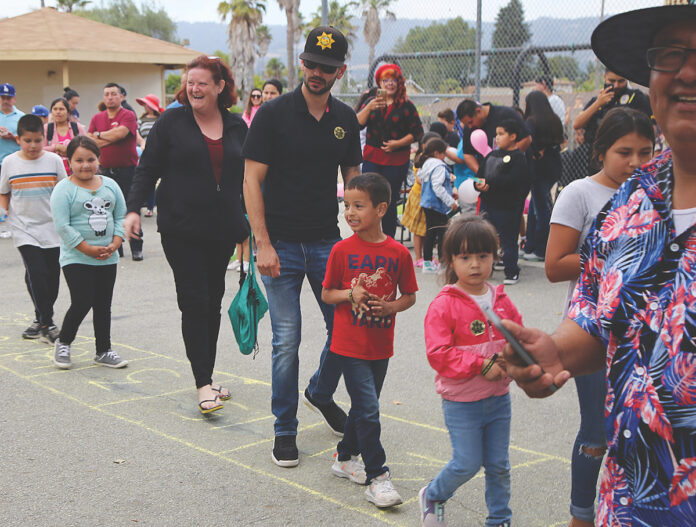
[95,387,193,408]
[308,447,335,458]
[211,414,274,430]
[0,362,404,526]
[509,444,570,465]
[169,412,206,422]
[218,423,324,454]
[224,401,249,411]
[406,452,448,465]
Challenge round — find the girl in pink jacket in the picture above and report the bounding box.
[419,215,522,527]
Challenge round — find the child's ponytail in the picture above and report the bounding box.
[414,137,447,169]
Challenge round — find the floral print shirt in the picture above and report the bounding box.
[570,149,696,526]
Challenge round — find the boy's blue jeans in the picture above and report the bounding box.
[260,238,343,436]
[570,369,607,523]
[427,394,512,527]
[328,352,390,483]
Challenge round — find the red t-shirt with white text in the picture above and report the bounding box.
[88,108,138,168]
[322,234,418,360]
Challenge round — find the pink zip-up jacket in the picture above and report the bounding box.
[424,283,523,402]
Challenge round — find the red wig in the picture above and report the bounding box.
[176,55,238,109]
[375,63,407,106]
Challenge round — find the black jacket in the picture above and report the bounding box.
[128,105,249,244]
[477,149,531,210]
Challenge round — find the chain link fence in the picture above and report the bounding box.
[333,0,663,195]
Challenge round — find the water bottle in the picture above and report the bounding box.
[0,208,11,239]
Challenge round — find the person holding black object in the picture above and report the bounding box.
[243,26,362,468]
[475,119,531,285]
[123,55,248,415]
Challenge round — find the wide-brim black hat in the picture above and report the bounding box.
[592,3,696,87]
[299,26,348,68]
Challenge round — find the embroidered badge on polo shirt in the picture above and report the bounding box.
[334,126,345,139]
[317,32,335,50]
[470,320,486,336]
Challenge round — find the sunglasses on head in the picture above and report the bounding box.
[303,60,338,74]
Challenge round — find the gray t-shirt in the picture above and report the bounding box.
[550,176,617,318]
[0,151,66,248]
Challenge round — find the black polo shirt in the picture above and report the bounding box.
[582,88,652,146]
[461,103,530,158]
[243,84,362,242]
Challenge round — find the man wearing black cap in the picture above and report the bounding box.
[243,26,362,468]
[496,3,696,526]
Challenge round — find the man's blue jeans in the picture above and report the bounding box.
[426,394,512,527]
[328,352,390,484]
[260,238,343,436]
[570,369,607,522]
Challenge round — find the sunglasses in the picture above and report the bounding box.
[303,60,338,74]
[250,93,262,99]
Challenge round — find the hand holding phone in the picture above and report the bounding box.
[481,305,559,393]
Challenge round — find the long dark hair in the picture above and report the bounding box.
[244,88,262,118]
[592,107,655,165]
[66,135,100,160]
[414,137,447,169]
[175,55,238,109]
[63,87,79,101]
[524,90,563,148]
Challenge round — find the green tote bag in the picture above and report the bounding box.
[228,229,268,356]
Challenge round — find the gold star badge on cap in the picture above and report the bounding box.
[316,32,335,50]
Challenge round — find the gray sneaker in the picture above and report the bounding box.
[94,349,128,368]
[365,471,403,508]
[39,324,60,344]
[22,320,41,340]
[53,339,71,369]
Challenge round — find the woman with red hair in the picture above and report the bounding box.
[124,55,249,415]
[357,63,423,238]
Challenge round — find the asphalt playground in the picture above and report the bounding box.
[1,211,583,527]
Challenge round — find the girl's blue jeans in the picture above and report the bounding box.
[427,393,512,527]
[570,369,607,523]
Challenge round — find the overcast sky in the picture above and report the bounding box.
[5,0,663,26]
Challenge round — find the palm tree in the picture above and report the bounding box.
[265,58,287,81]
[276,0,301,88]
[217,0,266,99]
[56,0,91,11]
[257,24,272,72]
[360,0,395,70]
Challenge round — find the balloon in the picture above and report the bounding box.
[337,182,344,198]
[470,129,492,157]
[458,179,480,205]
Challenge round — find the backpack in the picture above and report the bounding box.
[47,121,80,143]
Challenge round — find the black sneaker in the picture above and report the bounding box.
[39,325,60,344]
[131,250,144,261]
[302,388,346,437]
[22,320,41,339]
[272,435,299,468]
[504,274,519,285]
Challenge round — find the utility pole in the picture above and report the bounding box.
[322,0,328,25]
[475,0,482,101]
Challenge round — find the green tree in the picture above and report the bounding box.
[276,0,300,88]
[486,0,532,87]
[76,0,178,43]
[393,17,476,92]
[537,55,582,84]
[360,0,395,71]
[257,25,272,62]
[218,0,266,98]
[165,72,181,95]
[305,1,358,56]
[56,0,91,12]
[265,58,287,81]
[212,49,231,65]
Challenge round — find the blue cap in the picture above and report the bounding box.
[0,83,16,97]
[31,105,49,117]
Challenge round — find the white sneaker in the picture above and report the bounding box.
[332,452,367,484]
[365,471,403,508]
[422,261,437,274]
[241,261,250,273]
[227,260,240,271]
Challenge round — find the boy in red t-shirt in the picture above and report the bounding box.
[321,173,418,508]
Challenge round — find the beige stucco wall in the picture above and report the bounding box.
[0,60,165,124]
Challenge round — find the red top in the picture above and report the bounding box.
[204,136,223,185]
[88,107,138,168]
[322,234,418,360]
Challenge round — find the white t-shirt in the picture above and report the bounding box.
[673,206,696,237]
[0,150,66,248]
[548,94,566,124]
[550,176,617,318]
[470,288,493,313]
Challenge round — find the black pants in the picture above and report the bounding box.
[17,245,60,327]
[59,264,117,354]
[161,234,234,388]
[423,208,449,261]
[102,166,143,254]
[481,203,524,279]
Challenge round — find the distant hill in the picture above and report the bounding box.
[177,15,600,82]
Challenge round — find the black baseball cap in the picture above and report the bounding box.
[299,26,348,68]
[592,2,696,87]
